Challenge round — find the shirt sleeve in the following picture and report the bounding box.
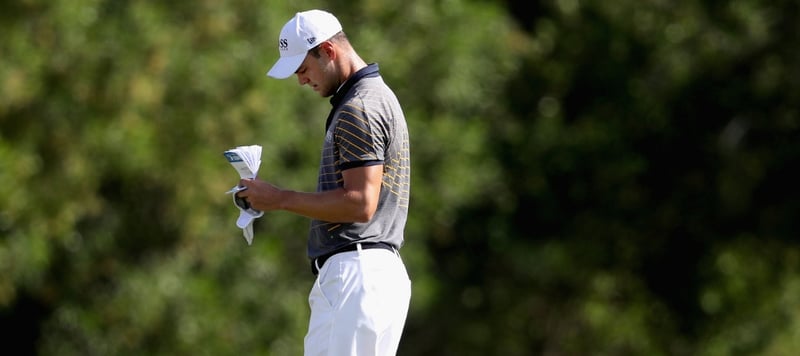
[334,99,387,165]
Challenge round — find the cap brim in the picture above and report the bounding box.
[267,53,307,79]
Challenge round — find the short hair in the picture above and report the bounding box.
[308,31,348,58]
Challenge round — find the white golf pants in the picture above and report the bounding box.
[305,244,411,356]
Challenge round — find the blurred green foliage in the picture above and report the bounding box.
[2,0,799,355]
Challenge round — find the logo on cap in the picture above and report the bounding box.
[307,37,316,45]
[279,39,289,50]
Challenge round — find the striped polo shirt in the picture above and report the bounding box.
[307,63,411,259]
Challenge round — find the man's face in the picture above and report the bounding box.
[295,48,336,97]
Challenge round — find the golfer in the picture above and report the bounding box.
[236,9,412,356]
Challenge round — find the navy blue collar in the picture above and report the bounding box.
[326,63,380,131]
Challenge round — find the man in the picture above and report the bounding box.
[236,9,412,356]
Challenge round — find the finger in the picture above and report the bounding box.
[236,188,250,198]
[239,178,253,188]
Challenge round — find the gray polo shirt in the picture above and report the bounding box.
[307,64,410,259]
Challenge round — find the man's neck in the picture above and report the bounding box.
[337,52,368,86]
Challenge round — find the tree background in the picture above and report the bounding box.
[2,0,799,355]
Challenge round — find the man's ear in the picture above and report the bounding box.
[319,41,336,60]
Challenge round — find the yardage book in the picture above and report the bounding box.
[224,145,264,245]
[224,145,262,179]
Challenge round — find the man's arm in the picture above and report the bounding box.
[237,165,383,223]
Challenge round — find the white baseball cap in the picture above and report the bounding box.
[267,10,343,79]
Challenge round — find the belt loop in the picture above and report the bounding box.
[356,242,363,253]
[314,258,321,274]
